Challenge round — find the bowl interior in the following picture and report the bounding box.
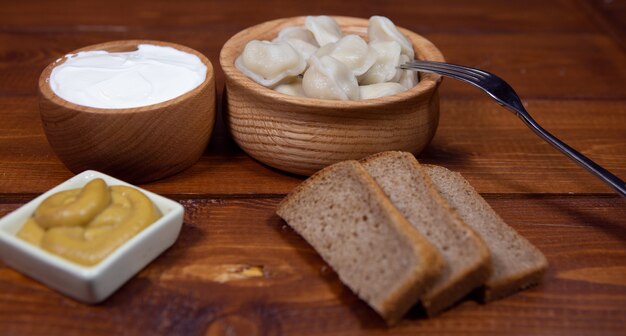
[39,39,215,114]
[220,16,444,108]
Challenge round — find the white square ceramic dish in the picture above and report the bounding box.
[0,170,184,303]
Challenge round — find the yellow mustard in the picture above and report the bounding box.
[17,178,161,266]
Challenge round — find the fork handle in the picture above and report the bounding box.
[512,108,626,196]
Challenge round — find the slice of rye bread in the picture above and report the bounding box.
[360,151,491,315]
[276,160,443,325]
[423,164,548,301]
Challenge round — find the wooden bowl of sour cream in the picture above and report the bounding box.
[220,16,444,176]
[39,40,215,183]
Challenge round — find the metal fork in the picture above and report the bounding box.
[400,60,626,197]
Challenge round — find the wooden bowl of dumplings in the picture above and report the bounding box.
[220,16,444,175]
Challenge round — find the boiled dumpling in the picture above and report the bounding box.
[368,16,414,57]
[273,27,319,61]
[235,15,418,100]
[302,55,360,100]
[275,26,319,46]
[314,35,377,76]
[394,54,418,89]
[358,41,402,85]
[305,16,343,46]
[274,78,306,97]
[283,39,318,63]
[235,40,307,87]
[360,82,406,99]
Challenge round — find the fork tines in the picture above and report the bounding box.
[400,60,489,83]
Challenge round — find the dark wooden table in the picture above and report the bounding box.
[1,1,625,335]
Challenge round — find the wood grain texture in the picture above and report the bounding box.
[579,0,626,48]
[1,196,625,335]
[221,16,443,175]
[430,33,626,100]
[2,97,623,196]
[37,40,216,183]
[0,0,602,34]
[0,0,625,334]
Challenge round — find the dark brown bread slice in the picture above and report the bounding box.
[423,164,548,301]
[360,151,491,315]
[276,160,443,325]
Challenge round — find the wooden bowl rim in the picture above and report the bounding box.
[39,40,215,114]
[220,16,445,110]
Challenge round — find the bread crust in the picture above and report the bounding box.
[277,156,547,324]
[422,164,548,302]
[277,160,443,325]
[361,151,491,316]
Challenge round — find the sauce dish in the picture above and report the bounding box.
[0,170,184,303]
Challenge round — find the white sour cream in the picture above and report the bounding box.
[49,44,207,109]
